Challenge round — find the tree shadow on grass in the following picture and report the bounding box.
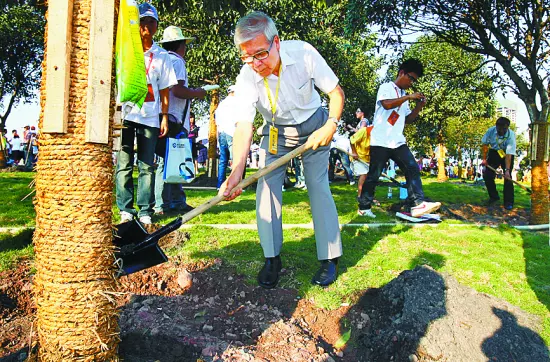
[0,229,33,254]
[0,229,33,271]
[520,230,550,316]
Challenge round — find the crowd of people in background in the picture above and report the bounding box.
[0,125,38,170]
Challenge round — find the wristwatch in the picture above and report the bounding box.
[327,117,339,125]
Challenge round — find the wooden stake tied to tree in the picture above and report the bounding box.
[34,0,119,359]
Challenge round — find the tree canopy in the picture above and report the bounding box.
[346,0,549,223]
[397,35,495,158]
[0,2,45,129]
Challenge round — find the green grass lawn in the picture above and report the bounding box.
[0,171,548,345]
[0,171,535,227]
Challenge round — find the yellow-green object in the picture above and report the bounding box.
[115,0,147,108]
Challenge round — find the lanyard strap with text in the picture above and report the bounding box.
[497,129,509,149]
[263,63,283,127]
[263,63,283,154]
[146,52,154,77]
[394,86,402,111]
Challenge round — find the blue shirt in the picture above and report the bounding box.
[482,126,516,155]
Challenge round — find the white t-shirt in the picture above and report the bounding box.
[332,129,351,153]
[215,95,237,136]
[167,51,191,129]
[370,82,412,149]
[232,40,339,126]
[12,138,21,151]
[123,42,178,128]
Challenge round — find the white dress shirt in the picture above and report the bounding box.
[232,40,339,126]
[215,95,237,137]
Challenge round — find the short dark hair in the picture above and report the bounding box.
[496,117,511,127]
[399,58,424,77]
[162,40,184,53]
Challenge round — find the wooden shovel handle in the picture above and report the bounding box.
[180,143,309,224]
[485,164,532,194]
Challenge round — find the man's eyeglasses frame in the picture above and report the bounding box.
[240,39,275,63]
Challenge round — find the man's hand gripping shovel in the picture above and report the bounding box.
[113,144,310,276]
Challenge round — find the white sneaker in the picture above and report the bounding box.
[349,181,356,186]
[357,209,376,218]
[410,201,441,218]
[120,211,133,223]
[139,215,152,225]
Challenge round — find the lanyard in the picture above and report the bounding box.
[263,63,283,126]
[496,129,509,149]
[394,86,402,111]
[145,52,154,76]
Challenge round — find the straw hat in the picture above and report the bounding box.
[159,26,195,44]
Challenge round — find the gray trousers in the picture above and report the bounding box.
[256,107,343,260]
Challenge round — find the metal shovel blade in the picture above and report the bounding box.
[113,218,183,276]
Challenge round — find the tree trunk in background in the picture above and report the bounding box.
[33,0,119,360]
[207,88,219,179]
[0,141,6,168]
[529,120,549,225]
[437,142,447,182]
[457,147,463,180]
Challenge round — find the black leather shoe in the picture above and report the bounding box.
[312,258,339,287]
[258,256,282,289]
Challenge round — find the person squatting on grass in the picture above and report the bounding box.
[219,11,345,289]
[481,117,517,210]
[357,59,441,219]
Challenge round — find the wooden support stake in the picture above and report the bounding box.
[85,0,115,143]
[42,0,74,134]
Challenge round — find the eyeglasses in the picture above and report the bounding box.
[240,40,274,63]
[406,73,418,83]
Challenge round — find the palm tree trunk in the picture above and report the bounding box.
[529,120,549,224]
[33,0,119,360]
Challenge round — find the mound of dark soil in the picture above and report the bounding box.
[1,260,548,362]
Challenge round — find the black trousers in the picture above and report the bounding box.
[358,145,424,209]
[483,149,514,205]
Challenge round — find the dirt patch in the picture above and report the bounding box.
[0,260,35,359]
[1,258,548,362]
[440,203,530,226]
[388,200,531,226]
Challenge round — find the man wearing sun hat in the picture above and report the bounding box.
[153,25,207,215]
[115,2,177,225]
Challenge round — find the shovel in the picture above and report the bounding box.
[485,164,532,194]
[114,143,309,275]
[113,217,183,276]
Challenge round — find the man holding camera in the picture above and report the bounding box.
[357,58,440,218]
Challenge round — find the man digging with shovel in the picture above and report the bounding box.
[481,116,517,210]
[219,11,345,289]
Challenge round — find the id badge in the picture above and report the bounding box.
[268,126,278,155]
[498,149,505,158]
[144,84,155,102]
[387,110,399,126]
